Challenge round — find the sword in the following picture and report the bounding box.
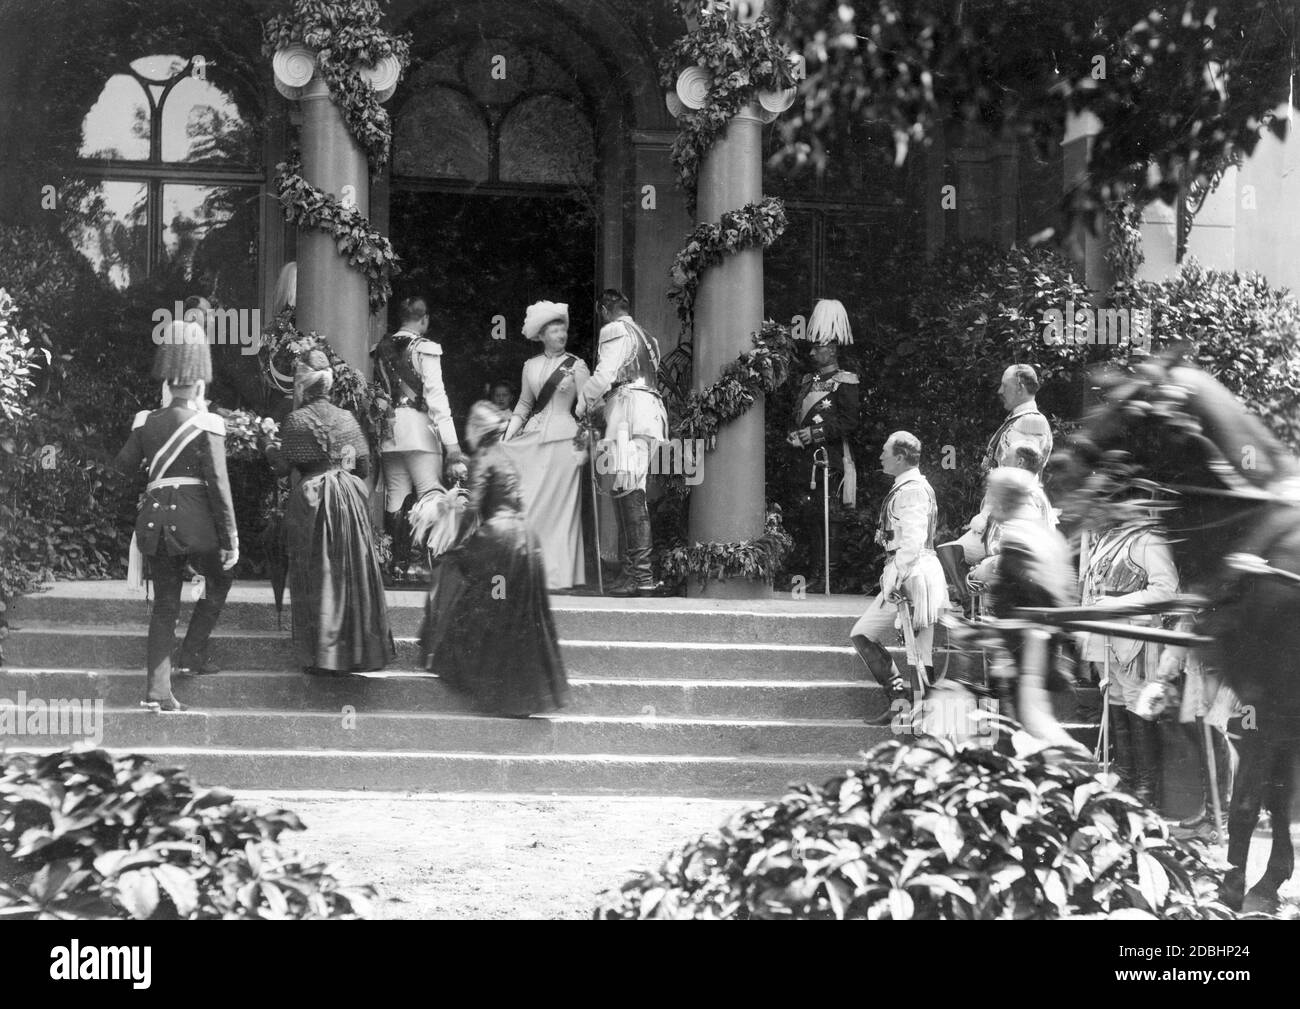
[891,592,931,698]
[812,446,830,595]
[585,419,604,595]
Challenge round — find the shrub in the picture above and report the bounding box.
[1112,260,1300,451]
[0,748,375,920]
[596,735,1233,920]
[0,288,45,423]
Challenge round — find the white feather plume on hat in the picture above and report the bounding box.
[522,301,569,341]
[802,298,853,345]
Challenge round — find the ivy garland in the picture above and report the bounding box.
[263,0,412,170]
[259,308,391,452]
[668,196,787,337]
[657,2,795,214]
[656,4,798,587]
[660,509,794,590]
[274,153,401,313]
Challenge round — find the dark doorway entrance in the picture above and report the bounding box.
[388,190,599,421]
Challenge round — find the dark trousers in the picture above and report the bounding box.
[147,550,234,698]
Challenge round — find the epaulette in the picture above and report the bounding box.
[131,410,149,430]
[412,337,443,356]
[195,412,227,436]
[833,370,859,385]
[599,321,627,343]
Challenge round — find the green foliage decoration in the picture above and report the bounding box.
[668,197,787,338]
[659,508,793,590]
[596,734,1237,920]
[0,748,375,920]
[274,154,401,313]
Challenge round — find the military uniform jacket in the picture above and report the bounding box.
[372,329,458,454]
[1079,522,1178,664]
[981,400,1053,475]
[874,468,938,577]
[790,368,859,468]
[114,405,239,556]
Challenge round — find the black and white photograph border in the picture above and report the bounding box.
[0,0,1298,947]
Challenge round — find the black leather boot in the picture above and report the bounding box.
[855,636,911,726]
[1108,702,1137,791]
[624,489,658,595]
[384,510,410,585]
[1129,709,1163,809]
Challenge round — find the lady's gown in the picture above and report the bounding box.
[420,441,568,716]
[267,397,394,672]
[500,351,589,590]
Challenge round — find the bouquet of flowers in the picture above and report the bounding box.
[221,409,279,461]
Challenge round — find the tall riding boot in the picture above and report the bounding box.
[855,636,911,726]
[625,489,656,594]
[1108,703,1137,791]
[608,493,637,597]
[384,510,409,584]
[1128,709,1163,810]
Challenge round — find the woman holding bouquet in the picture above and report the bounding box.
[421,401,568,716]
[263,350,394,674]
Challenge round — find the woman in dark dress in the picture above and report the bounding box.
[263,350,394,674]
[421,401,568,716]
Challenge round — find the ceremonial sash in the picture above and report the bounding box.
[148,415,205,483]
[525,354,578,423]
[982,408,1045,470]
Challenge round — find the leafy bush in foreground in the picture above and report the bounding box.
[0,748,374,920]
[596,736,1233,920]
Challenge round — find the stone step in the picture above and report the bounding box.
[0,668,886,721]
[0,745,868,797]
[7,582,931,647]
[1,705,890,758]
[4,622,926,681]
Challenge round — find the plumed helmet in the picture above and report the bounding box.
[521,300,568,341]
[801,298,853,345]
[152,319,212,384]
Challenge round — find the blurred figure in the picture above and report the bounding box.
[421,402,568,716]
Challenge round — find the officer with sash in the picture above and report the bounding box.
[786,299,860,585]
[114,322,239,711]
[577,289,668,596]
[960,363,1054,564]
[852,431,949,723]
[372,296,465,582]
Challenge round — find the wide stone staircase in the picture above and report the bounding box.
[1,582,1112,798]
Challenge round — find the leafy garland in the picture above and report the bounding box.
[274,153,400,312]
[657,4,798,586]
[259,308,391,452]
[660,509,794,590]
[668,197,787,338]
[263,0,411,170]
[657,2,795,215]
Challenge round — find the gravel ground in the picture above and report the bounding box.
[239,789,1299,920]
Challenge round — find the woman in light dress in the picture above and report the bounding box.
[500,301,590,591]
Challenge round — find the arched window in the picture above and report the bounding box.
[393,40,595,192]
[74,54,264,309]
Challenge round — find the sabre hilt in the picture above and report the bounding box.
[810,445,829,489]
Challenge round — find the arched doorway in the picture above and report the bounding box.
[387,37,602,416]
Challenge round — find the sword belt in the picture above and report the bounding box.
[147,477,206,491]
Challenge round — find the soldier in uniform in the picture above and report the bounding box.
[372,296,466,582]
[960,363,1054,564]
[576,289,668,596]
[114,324,238,711]
[852,431,949,723]
[786,299,860,584]
[1080,514,1179,807]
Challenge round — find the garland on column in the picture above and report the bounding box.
[656,3,798,588]
[258,0,408,443]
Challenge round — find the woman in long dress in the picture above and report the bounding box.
[263,350,394,674]
[500,300,589,591]
[421,401,568,716]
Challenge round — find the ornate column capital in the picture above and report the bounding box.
[272,44,401,103]
[665,63,798,125]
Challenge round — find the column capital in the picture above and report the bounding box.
[272,44,401,103]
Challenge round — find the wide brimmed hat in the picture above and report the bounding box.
[465,399,509,451]
[152,320,212,384]
[522,300,568,341]
[801,298,853,345]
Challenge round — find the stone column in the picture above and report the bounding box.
[687,106,768,599]
[272,45,400,375]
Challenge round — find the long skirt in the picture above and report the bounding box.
[420,508,568,716]
[286,469,394,672]
[500,435,585,590]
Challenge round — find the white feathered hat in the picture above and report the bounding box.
[521,300,569,341]
[802,298,853,345]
